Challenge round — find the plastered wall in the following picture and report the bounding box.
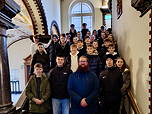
[41,0,61,34]
[112,0,150,113]
[8,39,32,90]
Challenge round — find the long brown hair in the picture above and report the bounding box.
[115,57,127,72]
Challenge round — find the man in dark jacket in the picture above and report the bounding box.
[46,34,59,69]
[55,33,70,58]
[81,23,89,41]
[68,56,99,114]
[49,54,72,114]
[99,54,123,114]
[30,43,50,75]
[69,24,77,43]
[85,44,104,77]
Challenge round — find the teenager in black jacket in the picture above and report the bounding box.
[30,43,50,75]
[99,54,123,114]
[49,55,72,114]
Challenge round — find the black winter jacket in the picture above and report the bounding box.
[55,42,70,57]
[49,66,72,99]
[30,50,50,75]
[99,67,123,103]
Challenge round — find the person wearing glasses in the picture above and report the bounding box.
[68,56,99,114]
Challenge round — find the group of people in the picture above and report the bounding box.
[26,23,131,114]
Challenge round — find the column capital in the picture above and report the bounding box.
[0,0,20,29]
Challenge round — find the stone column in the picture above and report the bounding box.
[0,0,20,113]
[0,24,16,114]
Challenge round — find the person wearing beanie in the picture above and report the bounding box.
[99,54,123,114]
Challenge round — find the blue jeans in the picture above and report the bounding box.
[52,98,70,114]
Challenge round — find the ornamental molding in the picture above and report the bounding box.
[131,0,152,17]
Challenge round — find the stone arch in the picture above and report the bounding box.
[22,0,48,35]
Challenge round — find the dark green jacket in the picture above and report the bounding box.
[26,73,51,113]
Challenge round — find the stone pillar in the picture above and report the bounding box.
[0,0,20,114]
[0,24,15,114]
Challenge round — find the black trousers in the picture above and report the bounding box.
[100,101,121,114]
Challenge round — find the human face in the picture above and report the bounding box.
[77,41,83,48]
[87,47,94,55]
[93,31,97,36]
[90,35,95,42]
[66,34,70,39]
[86,31,91,36]
[60,36,65,44]
[82,25,86,29]
[108,46,115,54]
[73,37,78,44]
[101,32,106,39]
[70,47,77,55]
[105,30,110,35]
[116,58,124,68]
[77,32,81,38]
[53,37,58,42]
[34,67,43,76]
[85,38,91,44]
[104,41,112,47]
[79,57,88,68]
[106,58,113,67]
[37,45,44,53]
[107,34,113,41]
[56,57,64,67]
[93,42,98,48]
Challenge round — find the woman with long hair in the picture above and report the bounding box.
[115,57,131,114]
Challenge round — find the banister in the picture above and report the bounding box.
[128,89,141,114]
[15,80,30,113]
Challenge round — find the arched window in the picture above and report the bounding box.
[69,1,94,32]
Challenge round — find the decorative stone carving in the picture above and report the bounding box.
[131,0,152,17]
[0,0,20,19]
[100,0,112,13]
[0,0,20,29]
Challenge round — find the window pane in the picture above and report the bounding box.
[71,16,81,31]
[82,3,92,13]
[105,14,111,20]
[105,14,111,28]
[70,2,93,32]
[83,16,92,31]
[105,19,111,28]
[71,3,81,14]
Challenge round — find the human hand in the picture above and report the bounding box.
[33,98,43,104]
[80,98,88,107]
